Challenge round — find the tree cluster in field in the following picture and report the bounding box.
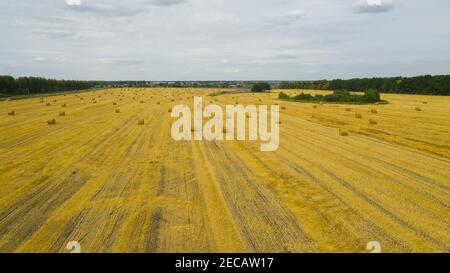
[251,82,272,92]
[279,89,381,104]
[0,76,95,95]
[278,75,450,96]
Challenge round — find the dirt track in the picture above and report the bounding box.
[0,88,449,252]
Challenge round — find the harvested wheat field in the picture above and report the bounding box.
[0,88,449,253]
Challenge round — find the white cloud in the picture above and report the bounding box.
[33,56,47,62]
[367,0,382,5]
[66,0,81,6]
[224,68,241,74]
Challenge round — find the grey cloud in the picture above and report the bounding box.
[66,0,188,17]
[67,2,143,16]
[1,0,449,80]
[33,29,76,39]
[356,1,395,14]
[267,10,306,27]
[272,53,302,60]
[149,0,187,7]
[98,58,143,66]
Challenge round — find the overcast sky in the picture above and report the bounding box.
[1,0,449,80]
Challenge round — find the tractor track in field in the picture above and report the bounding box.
[200,141,314,252]
[0,100,116,150]
[0,88,449,252]
[283,118,450,204]
[228,140,409,252]
[0,101,145,202]
[0,97,161,252]
[45,104,164,252]
[0,99,136,177]
[0,170,90,252]
[277,128,449,251]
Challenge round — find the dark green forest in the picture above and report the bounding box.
[279,75,450,96]
[0,76,95,95]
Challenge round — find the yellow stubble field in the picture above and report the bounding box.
[0,88,449,253]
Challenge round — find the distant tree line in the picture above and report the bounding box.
[0,77,253,95]
[0,76,95,95]
[2,74,449,96]
[279,75,450,96]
